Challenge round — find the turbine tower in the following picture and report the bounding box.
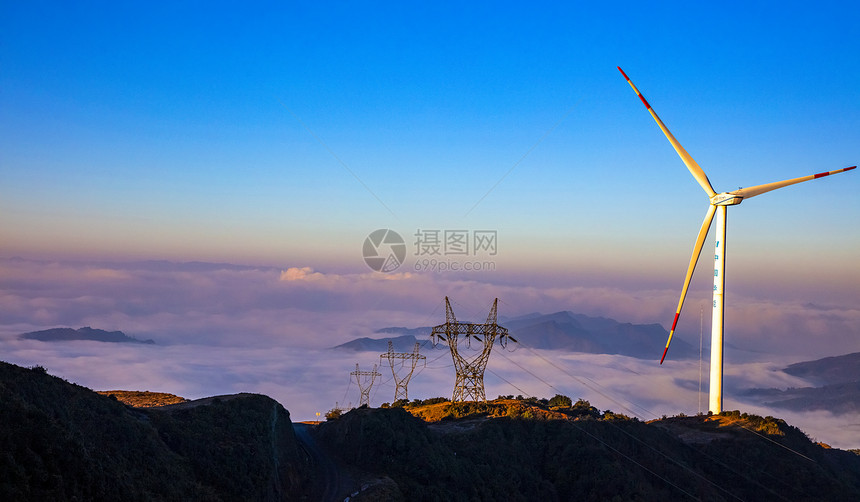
[350,363,382,408]
[618,66,855,414]
[431,297,516,402]
[380,341,426,402]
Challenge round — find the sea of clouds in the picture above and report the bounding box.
[1,257,858,448]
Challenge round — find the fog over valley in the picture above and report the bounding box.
[2,257,858,448]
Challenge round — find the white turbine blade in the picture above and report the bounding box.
[618,67,717,198]
[732,166,856,200]
[661,204,717,364]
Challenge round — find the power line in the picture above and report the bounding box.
[481,303,790,500]
[518,343,657,420]
[367,298,809,498]
[492,345,777,501]
[567,422,701,501]
[486,366,704,500]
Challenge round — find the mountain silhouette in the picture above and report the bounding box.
[332,334,423,352]
[744,352,860,413]
[338,311,697,360]
[782,351,860,386]
[19,327,156,344]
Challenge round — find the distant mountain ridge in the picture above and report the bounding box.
[332,335,423,353]
[375,326,433,337]
[333,311,696,360]
[745,352,860,413]
[20,327,155,344]
[782,352,860,386]
[504,311,697,359]
[745,382,860,414]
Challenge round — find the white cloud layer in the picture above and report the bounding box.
[1,257,859,448]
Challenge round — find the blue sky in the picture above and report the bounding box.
[3,1,857,269]
[2,2,859,329]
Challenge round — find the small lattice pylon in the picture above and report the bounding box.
[380,341,426,402]
[350,363,382,407]
[431,297,515,402]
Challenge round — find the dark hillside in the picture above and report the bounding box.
[0,361,309,501]
[316,405,860,501]
[0,362,198,500]
[4,360,860,501]
[147,394,306,500]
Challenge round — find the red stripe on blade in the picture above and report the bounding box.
[660,346,669,365]
[617,66,630,80]
[814,171,831,179]
[670,313,680,332]
[638,94,651,109]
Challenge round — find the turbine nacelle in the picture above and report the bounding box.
[710,192,743,206]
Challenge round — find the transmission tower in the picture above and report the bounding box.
[431,297,515,402]
[380,341,426,402]
[350,363,382,407]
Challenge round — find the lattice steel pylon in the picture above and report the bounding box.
[431,297,515,402]
[350,363,382,407]
[380,341,426,402]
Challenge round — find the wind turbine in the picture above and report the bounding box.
[617,66,856,413]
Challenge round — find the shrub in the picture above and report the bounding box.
[603,411,632,421]
[548,394,572,409]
